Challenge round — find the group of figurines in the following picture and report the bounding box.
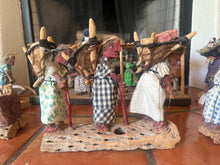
[1,18,219,144]
[22,19,196,134]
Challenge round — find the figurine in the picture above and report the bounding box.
[0,53,16,95]
[0,53,28,139]
[23,27,76,132]
[203,69,220,131]
[124,55,137,87]
[205,38,220,90]
[92,35,124,132]
[130,30,197,130]
[74,28,90,95]
[0,53,20,126]
[39,57,68,132]
[197,37,220,104]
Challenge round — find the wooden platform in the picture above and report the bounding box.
[199,124,220,144]
[40,119,180,152]
[0,116,28,140]
[30,89,191,106]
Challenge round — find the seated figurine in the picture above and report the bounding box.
[0,53,16,95]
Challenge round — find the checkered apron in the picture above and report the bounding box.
[92,60,117,125]
[203,70,220,124]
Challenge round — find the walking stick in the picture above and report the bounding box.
[118,84,128,125]
[53,74,72,128]
[64,89,72,128]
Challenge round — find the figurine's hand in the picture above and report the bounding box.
[166,85,174,99]
[170,93,174,99]
[53,72,67,90]
[110,73,125,86]
[10,77,16,84]
[69,72,79,78]
[5,71,16,84]
[118,81,126,88]
[110,72,117,82]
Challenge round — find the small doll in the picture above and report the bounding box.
[124,55,137,87]
[202,69,220,131]
[130,30,196,130]
[0,53,16,95]
[92,35,124,132]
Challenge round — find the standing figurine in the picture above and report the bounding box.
[0,53,16,95]
[197,37,220,104]
[130,30,196,130]
[203,69,220,131]
[124,55,137,87]
[74,28,89,95]
[92,35,124,132]
[39,57,68,132]
[129,55,177,129]
[23,27,74,132]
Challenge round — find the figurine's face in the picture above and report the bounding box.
[128,56,134,63]
[103,39,121,58]
[169,54,181,66]
[5,56,15,66]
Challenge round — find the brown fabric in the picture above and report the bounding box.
[149,43,185,67]
[74,44,94,79]
[136,29,185,69]
[0,93,22,126]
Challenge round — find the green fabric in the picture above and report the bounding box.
[39,65,66,124]
[124,62,137,87]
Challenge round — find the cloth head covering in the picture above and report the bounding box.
[82,28,89,42]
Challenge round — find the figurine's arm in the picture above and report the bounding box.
[110,72,125,87]
[68,71,79,78]
[4,71,16,84]
[163,75,174,99]
[53,72,67,90]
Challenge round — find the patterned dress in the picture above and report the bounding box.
[39,64,67,124]
[129,62,169,121]
[0,64,11,86]
[92,58,117,125]
[203,70,220,124]
[205,58,220,90]
[74,75,87,92]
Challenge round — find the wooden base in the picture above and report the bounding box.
[0,117,28,140]
[40,120,180,152]
[199,124,220,144]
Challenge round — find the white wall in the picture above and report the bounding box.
[189,0,220,89]
[0,0,29,86]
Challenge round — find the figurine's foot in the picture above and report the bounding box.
[206,123,220,131]
[143,116,154,123]
[153,120,168,130]
[96,123,110,133]
[44,124,59,133]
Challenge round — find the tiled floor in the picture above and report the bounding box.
[1,87,220,165]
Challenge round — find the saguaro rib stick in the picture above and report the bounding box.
[89,18,97,74]
[64,89,72,128]
[118,84,128,125]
